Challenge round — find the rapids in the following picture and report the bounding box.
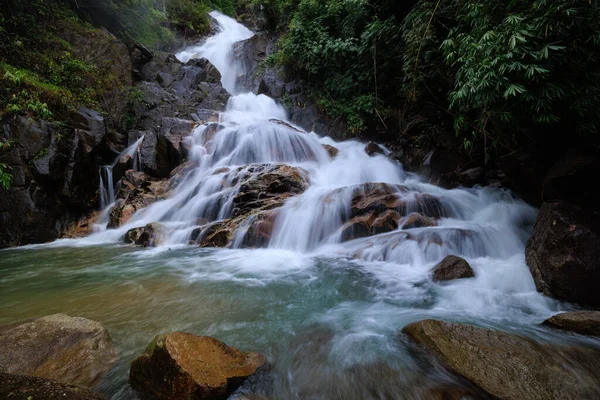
[1,10,595,400]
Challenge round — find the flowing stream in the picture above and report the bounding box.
[0,11,594,400]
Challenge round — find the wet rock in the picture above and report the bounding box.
[364,142,385,157]
[0,314,116,389]
[197,221,232,248]
[0,372,107,400]
[268,118,305,133]
[341,210,400,241]
[238,210,280,248]
[196,164,309,248]
[108,176,168,228]
[432,255,474,282]
[168,160,196,189]
[202,123,226,147]
[322,144,339,158]
[526,201,600,308]
[129,119,194,178]
[125,223,166,247]
[234,32,279,94]
[61,211,101,239]
[330,183,449,243]
[400,213,436,230]
[195,57,222,84]
[125,169,151,188]
[156,72,175,88]
[542,148,600,208]
[542,311,600,337]
[129,332,265,400]
[403,319,600,400]
[231,164,310,217]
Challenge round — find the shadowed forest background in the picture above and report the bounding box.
[1,0,599,188]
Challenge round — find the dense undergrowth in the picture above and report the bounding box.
[262,0,600,161]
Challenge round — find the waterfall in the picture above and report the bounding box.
[176,11,253,94]
[95,135,145,231]
[86,11,538,272]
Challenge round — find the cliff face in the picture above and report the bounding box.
[0,24,132,248]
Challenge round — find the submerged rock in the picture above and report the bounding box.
[431,255,474,282]
[0,314,116,389]
[403,319,600,400]
[542,311,600,337]
[526,201,600,308]
[129,332,265,400]
[0,372,107,400]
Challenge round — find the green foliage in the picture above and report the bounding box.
[440,0,600,146]
[275,0,406,134]
[0,141,12,190]
[166,0,212,38]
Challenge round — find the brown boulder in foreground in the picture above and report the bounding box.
[543,311,600,337]
[0,372,107,400]
[130,332,266,400]
[403,319,600,400]
[0,314,116,389]
[431,255,474,282]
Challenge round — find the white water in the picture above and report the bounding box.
[177,11,253,93]
[9,11,585,399]
[96,135,145,230]
[83,12,553,315]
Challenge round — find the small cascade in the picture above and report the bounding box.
[94,135,145,231]
[176,10,253,93]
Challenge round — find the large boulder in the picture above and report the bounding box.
[542,311,600,337]
[431,255,474,282]
[403,319,600,400]
[525,201,600,308]
[0,314,117,389]
[231,164,310,217]
[196,164,309,248]
[129,332,265,400]
[0,372,106,400]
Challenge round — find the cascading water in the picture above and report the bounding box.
[177,11,253,93]
[95,135,145,230]
[3,10,596,400]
